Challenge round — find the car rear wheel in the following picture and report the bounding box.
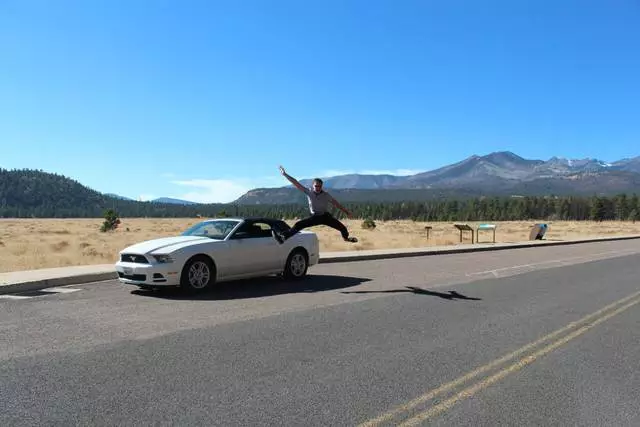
[283,248,308,280]
[180,255,215,292]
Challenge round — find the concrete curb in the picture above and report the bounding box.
[0,272,118,295]
[316,235,640,263]
[2,234,639,295]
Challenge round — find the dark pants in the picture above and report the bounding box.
[283,212,349,239]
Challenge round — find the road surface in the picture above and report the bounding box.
[2,240,640,426]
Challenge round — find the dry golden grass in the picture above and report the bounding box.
[1,217,639,273]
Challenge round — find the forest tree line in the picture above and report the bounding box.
[1,194,639,222]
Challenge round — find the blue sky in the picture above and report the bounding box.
[1,0,639,203]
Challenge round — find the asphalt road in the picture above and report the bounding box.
[2,240,640,426]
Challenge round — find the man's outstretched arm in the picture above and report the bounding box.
[279,166,307,193]
[328,194,353,218]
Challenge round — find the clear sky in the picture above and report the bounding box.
[1,0,639,203]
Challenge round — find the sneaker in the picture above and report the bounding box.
[271,229,284,244]
[344,236,358,243]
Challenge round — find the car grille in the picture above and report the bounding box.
[120,253,149,263]
[117,272,147,281]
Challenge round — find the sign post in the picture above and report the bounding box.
[454,223,474,244]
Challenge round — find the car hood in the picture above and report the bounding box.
[121,235,219,254]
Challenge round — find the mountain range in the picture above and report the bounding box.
[104,194,197,205]
[234,151,640,204]
[3,151,639,209]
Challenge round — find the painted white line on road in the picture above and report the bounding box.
[466,248,639,277]
[0,286,83,301]
[59,279,117,287]
[41,287,81,293]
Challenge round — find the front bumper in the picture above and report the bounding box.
[114,260,181,287]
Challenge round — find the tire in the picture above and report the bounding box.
[283,248,308,280]
[180,255,216,292]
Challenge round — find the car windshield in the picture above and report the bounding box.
[181,220,241,240]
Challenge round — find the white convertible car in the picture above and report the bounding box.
[114,217,320,292]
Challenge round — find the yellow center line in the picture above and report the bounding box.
[359,289,640,427]
[398,295,640,426]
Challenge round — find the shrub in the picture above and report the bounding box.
[361,218,376,229]
[100,209,121,232]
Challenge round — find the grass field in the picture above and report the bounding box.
[1,217,639,273]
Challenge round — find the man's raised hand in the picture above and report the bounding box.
[279,165,286,175]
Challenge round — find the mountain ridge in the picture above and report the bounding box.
[234,151,640,204]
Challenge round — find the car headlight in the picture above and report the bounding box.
[153,254,174,264]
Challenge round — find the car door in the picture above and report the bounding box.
[250,221,286,272]
[226,222,280,276]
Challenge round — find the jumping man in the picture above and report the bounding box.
[272,165,358,244]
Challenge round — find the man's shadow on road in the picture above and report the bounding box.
[342,286,482,301]
[131,274,371,301]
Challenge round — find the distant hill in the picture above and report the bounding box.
[0,168,112,217]
[104,194,196,205]
[105,193,134,201]
[297,174,406,190]
[611,156,640,173]
[234,151,640,204]
[235,187,484,205]
[0,168,225,218]
[151,197,197,205]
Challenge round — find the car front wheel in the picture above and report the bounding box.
[283,248,308,280]
[180,255,215,292]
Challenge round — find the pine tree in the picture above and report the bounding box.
[100,209,121,232]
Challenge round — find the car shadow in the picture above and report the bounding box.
[130,274,371,300]
[341,286,482,301]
